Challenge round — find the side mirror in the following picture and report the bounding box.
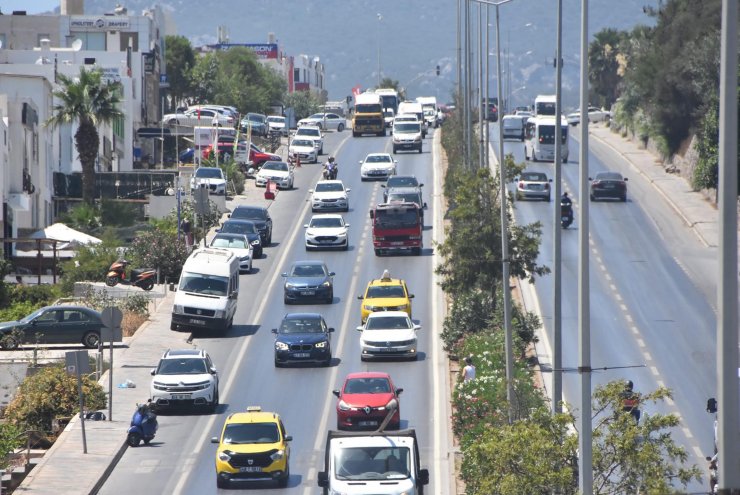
[419,468,430,485]
[409,294,415,299]
[308,189,314,193]
[358,160,363,164]
[357,295,363,300]
[345,223,350,228]
[369,210,375,219]
[413,324,421,330]
[328,327,335,333]
[381,184,387,188]
[215,228,221,233]
[281,272,288,277]
[210,437,219,444]
[419,183,424,187]
[588,177,593,181]
[150,369,156,376]
[318,472,329,488]
[356,326,363,332]
[707,398,718,414]
[329,272,336,277]
[396,387,404,396]
[332,389,340,398]
[271,328,278,334]
[423,202,428,209]
[303,224,309,228]
[346,188,351,193]
[210,367,218,374]
[284,435,293,442]
[624,177,629,181]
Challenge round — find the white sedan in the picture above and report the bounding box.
[304,214,350,251]
[566,107,610,126]
[208,233,253,273]
[359,153,397,181]
[255,161,294,189]
[288,138,318,163]
[297,113,346,132]
[356,311,420,361]
[309,180,350,212]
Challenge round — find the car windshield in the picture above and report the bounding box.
[374,208,419,228]
[521,172,547,182]
[292,139,314,147]
[308,113,325,119]
[387,177,418,188]
[211,236,247,249]
[289,264,327,277]
[356,103,383,113]
[157,358,207,375]
[279,317,325,334]
[315,183,343,192]
[232,208,265,221]
[222,423,279,444]
[388,193,420,204]
[262,162,289,172]
[20,307,47,323]
[344,377,391,394]
[178,273,229,296]
[366,285,406,298]
[310,217,343,228]
[365,155,391,163]
[267,116,285,123]
[247,114,266,123]
[221,221,257,234]
[297,128,320,137]
[365,316,411,330]
[394,123,420,133]
[333,447,411,481]
[596,172,623,181]
[195,168,223,179]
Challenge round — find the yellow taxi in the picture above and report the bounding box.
[357,270,414,323]
[211,406,291,489]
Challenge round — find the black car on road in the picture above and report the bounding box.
[589,171,628,202]
[0,306,105,350]
[217,219,263,258]
[272,313,334,367]
[228,205,273,245]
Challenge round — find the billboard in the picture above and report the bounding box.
[207,43,279,60]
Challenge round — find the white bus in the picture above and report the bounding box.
[524,116,569,163]
[534,94,557,116]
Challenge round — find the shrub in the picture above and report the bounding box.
[127,227,190,283]
[58,242,120,296]
[0,422,24,469]
[122,312,148,337]
[4,365,107,434]
[0,301,43,322]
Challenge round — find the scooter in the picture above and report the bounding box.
[560,202,574,229]
[127,401,158,447]
[106,259,156,291]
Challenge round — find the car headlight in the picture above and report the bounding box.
[173,304,184,314]
[315,341,327,348]
[364,305,376,311]
[213,310,224,319]
[337,232,347,238]
[275,341,289,351]
[397,304,408,310]
[270,449,285,461]
[338,400,352,411]
[285,283,297,289]
[218,450,232,462]
[321,281,331,287]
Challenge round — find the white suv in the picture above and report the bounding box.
[150,349,219,412]
[190,166,227,196]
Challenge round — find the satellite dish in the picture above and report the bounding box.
[72,39,83,51]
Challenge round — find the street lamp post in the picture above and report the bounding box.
[471,0,516,424]
[377,13,382,87]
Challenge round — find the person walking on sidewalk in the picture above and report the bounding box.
[462,356,476,383]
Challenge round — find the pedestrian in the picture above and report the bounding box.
[15,275,24,285]
[620,380,641,423]
[462,356,476,382]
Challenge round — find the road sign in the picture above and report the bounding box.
[195,184,210,214]
[65,351,90,375]
[101,307,123,328]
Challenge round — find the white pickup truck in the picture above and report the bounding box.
[317,429,430,495]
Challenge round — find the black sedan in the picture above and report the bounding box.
[0,306,105,350]
[382,175,423,202]
[228,205,273,245]
[217,219,263,258]
[282,260,335,304]
[589,171,628,201]
[272,313,334,367]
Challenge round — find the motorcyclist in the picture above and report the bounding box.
[560,192,574,224]
[323,157,338,180]
[620,380,641,423]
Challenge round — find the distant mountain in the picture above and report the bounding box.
[78,0,657,110]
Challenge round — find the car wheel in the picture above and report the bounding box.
[170,322,177,331]
[360,354,367,362]
[524,148,529,160]
[352,130,358,137]
[82,331,100,349]
[374,248,382,256]
[267,233,272,245]
[324,354,332,367]
[342,243,349,251]
[105,275,119,287]
[320,147,324,155]
[418,147,422,154]
[392,147,397,154]
[590,194,596,201]
[126,432,142,447]
[337,123,345,132]
[283,295,291,305]
[216,476,229,489]
[546,194,551,202]
[210,389,219,413]
[277,463,290,487]
[0,335,20,350]
[564,158,569,164]
[412,247,422,256]
[621,194,627,202]
[140,279,154,291]
[326,290,333,304]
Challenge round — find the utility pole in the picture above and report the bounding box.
[552,0,564,415]
[478,2,485,169]
[377,13,382,87]
[464,0,472,168]
[716,0,740,492]
[484,5,490,171]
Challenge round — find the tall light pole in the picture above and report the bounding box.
[552,0,564,416]
[717,0,739,491]
[477,2,485,169]
[376,13,382,87]
[472,0,516,424]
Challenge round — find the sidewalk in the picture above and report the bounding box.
[12,170,286,494]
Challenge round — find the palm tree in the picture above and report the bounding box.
[47,67,123,204]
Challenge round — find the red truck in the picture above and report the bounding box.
[369,202,423,256]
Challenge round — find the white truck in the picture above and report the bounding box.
[317,429,430,495]
[415,96,439,128]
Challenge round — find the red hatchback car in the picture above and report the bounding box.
[333,372,403,430]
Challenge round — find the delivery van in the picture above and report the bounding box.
[170,248,240,333]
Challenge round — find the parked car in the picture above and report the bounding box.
[149,349,219,412]
[163,107,235,127]
[282,260,335,304]
[240,113,269,137]
[272,312,334,367]
[333,372,403,430]
[248,143,281,169]
[304,214,350,251]
[516,171,552,201]
[255,161,295,189]
[266,115,288,136]
[589,171,628,201]
[566,107,610,126]
[297,113,346,132]
[190,166,227,195]
[208,233,253,273]
[0,305,105,350]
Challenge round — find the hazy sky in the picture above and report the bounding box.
[1,1,58,14]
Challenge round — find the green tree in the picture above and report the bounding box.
[0,422,23,469]
[128,227,190,283]
[588,28,626,109]
[164,35,195,110]
[284,90,322,121]
[47,67,123,205]
[376,77,405,100]
[190,52,220,104]
[4,365,107,433]
[58,238,120,295]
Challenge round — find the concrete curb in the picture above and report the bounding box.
[88,437,128,495]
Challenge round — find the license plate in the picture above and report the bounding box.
[391,241,404,246]
[171,394,190,400]
[320,239,334,243]
[189,319,205,325]
[384,347,395,352]
[300,290,315,296]
[293,352,310,358]
[604,183,615,189]
[358,420,378,427]
[239,467,262,473]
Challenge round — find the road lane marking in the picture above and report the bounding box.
[650,365,660,376]
[637,338,646,348]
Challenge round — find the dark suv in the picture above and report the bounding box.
[228,206,273,245]
[385,186,427,221]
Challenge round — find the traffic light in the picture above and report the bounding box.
[436,65,441,76]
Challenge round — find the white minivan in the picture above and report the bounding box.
[171,248,240,333]
[502,115,525,141]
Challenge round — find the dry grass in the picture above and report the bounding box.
[122,312,149,337]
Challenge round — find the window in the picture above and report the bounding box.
[71,32,105,50]
[119,33,139,52]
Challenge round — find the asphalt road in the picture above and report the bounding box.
[98,128,445,494]
[495,123,716,493]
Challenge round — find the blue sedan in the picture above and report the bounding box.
[281,260,335,304]
[272,313,334,367]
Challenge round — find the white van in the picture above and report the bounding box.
[524,116,569,163]
[397,101,427,137]
[502,115,525,141]
[171,248,240,333]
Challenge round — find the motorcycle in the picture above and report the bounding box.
[323,163,338,180]
[706,455,718,494]
[560,201,574,229]
[106,259,156,291]
[127,401,158,447]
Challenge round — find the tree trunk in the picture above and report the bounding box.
[75,119,100,205]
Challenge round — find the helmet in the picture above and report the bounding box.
[563,192,569,197]
[328,157,335,163]
[626,380,634,391]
